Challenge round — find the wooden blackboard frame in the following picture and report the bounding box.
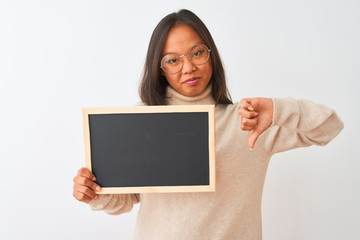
[82,105,215,194]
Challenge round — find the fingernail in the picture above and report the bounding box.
[249,147,253,150]
[92,177,96,181]
[95,195,99,200]
[249,107,254,111]
[96,186,101,191]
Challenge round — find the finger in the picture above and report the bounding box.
[238,107,258,119]
[248,128,264,150]
[74,176,102,192]
[77,167,96,181]
[241,118,258,131]
[75,185,99,200]
[241,125,254,131]
[241,99,254,111]
[73,191,95,204]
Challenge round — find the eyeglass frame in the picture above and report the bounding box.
[160,43,211,74]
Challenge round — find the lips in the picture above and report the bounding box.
[184,77,199,85]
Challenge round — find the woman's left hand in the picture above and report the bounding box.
[238,98,274,150]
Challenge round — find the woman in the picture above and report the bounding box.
[73,9,343,239]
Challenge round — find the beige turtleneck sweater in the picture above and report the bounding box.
[89,86,343,240]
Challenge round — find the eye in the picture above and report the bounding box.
[166,58,179,64]
[192,49,204,57]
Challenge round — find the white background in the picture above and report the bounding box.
[0,0,359,239]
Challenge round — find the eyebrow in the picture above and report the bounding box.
[162,42,205,56]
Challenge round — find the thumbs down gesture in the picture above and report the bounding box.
[238,98,274,150]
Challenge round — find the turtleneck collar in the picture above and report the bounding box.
[165,84,216,105]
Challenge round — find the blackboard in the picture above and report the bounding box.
[82,105,215,194]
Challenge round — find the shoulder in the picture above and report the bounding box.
[215,102,242,125]
[135,101,147,106]
[215,102,241,114]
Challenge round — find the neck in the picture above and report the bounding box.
[165,85,215,105]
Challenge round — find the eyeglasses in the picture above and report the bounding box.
[160,43,211,74]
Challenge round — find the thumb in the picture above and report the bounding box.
[248,128,263,150]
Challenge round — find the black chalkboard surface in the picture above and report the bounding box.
[82,105,215,194]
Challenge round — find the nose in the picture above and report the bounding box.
[181,55,196,74]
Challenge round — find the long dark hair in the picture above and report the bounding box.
[139,9,232,105]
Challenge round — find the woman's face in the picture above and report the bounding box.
[161,24,212,97]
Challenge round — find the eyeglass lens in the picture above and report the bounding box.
[161,44,210,74]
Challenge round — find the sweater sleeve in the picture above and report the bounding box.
[262,97,344,155]
[88,193,140,215]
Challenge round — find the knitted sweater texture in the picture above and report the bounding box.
[89,86,343,239]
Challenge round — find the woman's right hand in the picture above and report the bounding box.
[73,167,102,204]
